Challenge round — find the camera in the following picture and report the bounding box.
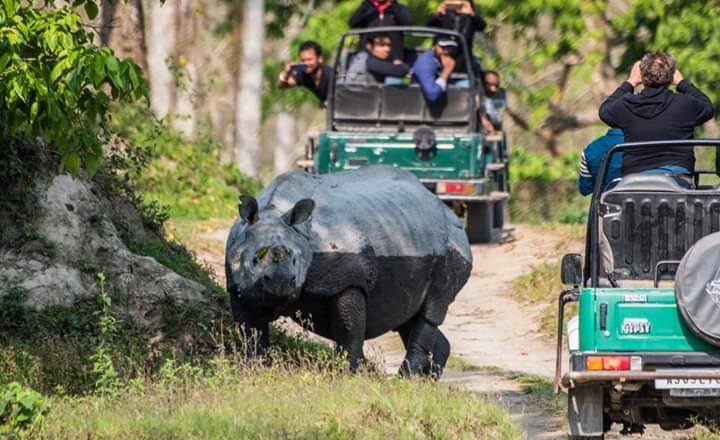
[445,1,463,13]
[290,64,308,78]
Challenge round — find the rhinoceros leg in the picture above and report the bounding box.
[331,288,367,371]
[230,294,270,357]
[397,316,448,378]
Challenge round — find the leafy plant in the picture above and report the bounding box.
[0,0,146,175]
[0,382,50,436]
[106,102,261,221]
[89,273,121,397]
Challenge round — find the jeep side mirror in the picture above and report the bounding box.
[561,254,583,287]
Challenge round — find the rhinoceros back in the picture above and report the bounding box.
[256,166,463,258]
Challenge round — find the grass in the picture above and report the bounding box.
[41,366,523,439]
[510,224,584,338]
[511,260,578,339]
[507,372,566,416]
[446,355,484,372]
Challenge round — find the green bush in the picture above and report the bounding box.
[0,0,144,175]
[509,147,588,224]
[106,102,261,221]
[0,382,50,436]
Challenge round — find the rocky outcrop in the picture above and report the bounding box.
[0,173,225,332]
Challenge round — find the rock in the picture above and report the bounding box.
[0,173,224,336]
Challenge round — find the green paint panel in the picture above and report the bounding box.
[578,287,716,352]
[314,132,484,180]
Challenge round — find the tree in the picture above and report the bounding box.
[0,0,145,174]
[234,0,265,177]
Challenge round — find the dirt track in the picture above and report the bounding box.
[193,223,698,439]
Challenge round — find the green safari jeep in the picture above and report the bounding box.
[299,26,510,243]
[555,140,720,438]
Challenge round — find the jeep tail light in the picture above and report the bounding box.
[586,356,631,371]
[437,182,477,195]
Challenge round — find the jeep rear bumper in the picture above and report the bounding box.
[563,351,720,387]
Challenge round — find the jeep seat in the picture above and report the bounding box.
[601,174,720,280]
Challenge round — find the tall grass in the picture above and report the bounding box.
[42,362,523,439]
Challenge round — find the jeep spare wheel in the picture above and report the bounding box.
[675,232,720,346]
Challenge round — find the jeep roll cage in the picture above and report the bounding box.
[327,26,480,133]
[586,140,720,288]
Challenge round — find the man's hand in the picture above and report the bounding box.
[393,59,403,65]
[673,69,685,86]
[440,53,456,80]
[459,0,474,15]
[278,62,297,87]
[628,61,642,87]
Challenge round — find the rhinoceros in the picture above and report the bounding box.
[225,166,472,376]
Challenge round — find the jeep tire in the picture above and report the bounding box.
[466,202,493,243]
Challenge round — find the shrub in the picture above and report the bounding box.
[0,382,50,436]
[509,147,588,224]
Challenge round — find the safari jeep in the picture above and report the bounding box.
[299,26,510,243]
[555,140,720,438]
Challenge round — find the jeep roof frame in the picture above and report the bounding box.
[586,139,720,288]
[327,26,479,132]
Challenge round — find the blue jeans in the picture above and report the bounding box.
[641,166,693,189]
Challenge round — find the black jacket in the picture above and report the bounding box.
[348,1,413,60]
[599,80,714,175]
[426,11,486,50]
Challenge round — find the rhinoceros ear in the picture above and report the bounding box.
[239,195,258,224]
[284,199,315,226]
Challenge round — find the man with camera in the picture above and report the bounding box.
[277,41,334,105]
[426,1,485,50]
[411,36,459,103]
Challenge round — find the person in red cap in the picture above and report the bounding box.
[348,0,413,62]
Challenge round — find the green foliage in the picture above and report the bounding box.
[0,382,50,437]
[611,0,720,108]
[0,131,46,245]
[89,273,122,397]
[0,0,146,175]
[107,102,261,221]
[42,365,523,439]
[509,147,588,224]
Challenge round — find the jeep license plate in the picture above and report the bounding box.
[655,378,720,389]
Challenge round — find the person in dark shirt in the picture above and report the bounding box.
[348,0,413,61]
[426,0,485,74]
[278,40,334,105]
[481,70,505,134]
[426,1,485,50]
[346,33,409,84]
[599,52,714,184]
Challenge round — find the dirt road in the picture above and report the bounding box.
[191,223,697,439]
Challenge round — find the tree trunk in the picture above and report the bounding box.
[234,0,265,177]
[274,111,296,174]
[99,0,119,46]
[143,0,176,119]
[172,0,196,136]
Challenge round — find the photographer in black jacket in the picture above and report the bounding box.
[348,0,412,61]
[599,52,714,185]
[426,1,486,75]
[278,41,334,105]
